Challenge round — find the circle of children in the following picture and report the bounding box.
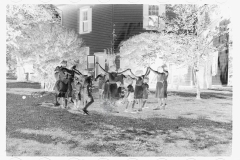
[54,60,168,115]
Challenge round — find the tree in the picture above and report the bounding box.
[165,4,231,99]
[119,32,175,72]
[14,22,86,91]
[6,4,60,48]
[6,4,61,80]
[120,4,231,99]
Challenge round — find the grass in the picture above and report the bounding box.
[6,80,232,156]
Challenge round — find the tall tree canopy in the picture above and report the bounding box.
[120,4,231,98]
[6,4,87,90]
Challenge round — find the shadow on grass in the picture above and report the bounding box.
[169,91,232,100]
[7,82,41,89]
[7,91,232,156]
[208,87,232,92]
[7,93,232,133]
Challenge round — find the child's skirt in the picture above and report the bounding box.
[127,92,134,102]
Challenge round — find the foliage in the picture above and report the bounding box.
[16,23,86,86]
[6,4,60,50]
[120,4,231,98]
[6,4,87,88]
[120,32,176,69]
[120,4,229,69]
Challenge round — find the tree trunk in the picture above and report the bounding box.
[44,81,55,92]
[16,57,26,81]
[194,70,201,99]
[41,82,45,89]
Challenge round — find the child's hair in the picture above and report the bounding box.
[127,84,134,92]
[84,76,91,85]
[143,77,149,83]
[138,76,143,81]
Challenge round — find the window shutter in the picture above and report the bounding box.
[88,7,92,33]
[84,47,90,69]
[79,6,92,34]
[143,4,149,29]
[158,4,165,17]
[79,9,83,34]
[115,55,120,70]
[158,4,166,30]
[86,47,90,55]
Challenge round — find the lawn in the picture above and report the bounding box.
[6,80,232,156]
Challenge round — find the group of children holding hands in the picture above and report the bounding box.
[95,63,169,113]
[122,75,150,113]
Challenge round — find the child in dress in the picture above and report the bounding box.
[82,76,94,115]
[95,74,106,101]
[142,77,150,109]
[124,84,135,112]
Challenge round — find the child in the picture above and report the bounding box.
[142,77,150,109]
[124,84,135,112]
[82,76,94,115]
[162,64,169,109]
[95,74,106,101]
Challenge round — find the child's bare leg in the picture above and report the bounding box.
[164,98,167,105]
[83,95,94,114]
[142,100,147,108]
[154,98,162,110]
[60,98,64,108]
[162,98,166,110]
[124,101,129,112]
[131,100,138,113]
[73,99,77,109]
[138,99,143,111]
[132,100,136,109]
[64,98,68,109]
[125,101,129,109]
[101,92,104,100]
[77,100,81,110]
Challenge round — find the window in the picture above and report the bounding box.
[82,11,88,32]
[149,5,159,16]
[79,6,92,34]
[143,4,165,30]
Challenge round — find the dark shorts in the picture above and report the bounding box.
[54,79,72,98]
[72,90,81,100]
[134,85,143,99]
[143,90,148,99]
[109,83,118,99]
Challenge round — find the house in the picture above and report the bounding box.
[55,4,231,90]
[55,4,165,69]
[212,19,231,87]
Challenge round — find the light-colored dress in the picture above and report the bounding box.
[163,71,168,98]
[127,92,134,102]
[142,83,149,99]
[155,73,165,98]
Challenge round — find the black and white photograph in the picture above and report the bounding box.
[5,1,235,158]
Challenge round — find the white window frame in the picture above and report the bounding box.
[143,4,165,30]
[79,6,92,34]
